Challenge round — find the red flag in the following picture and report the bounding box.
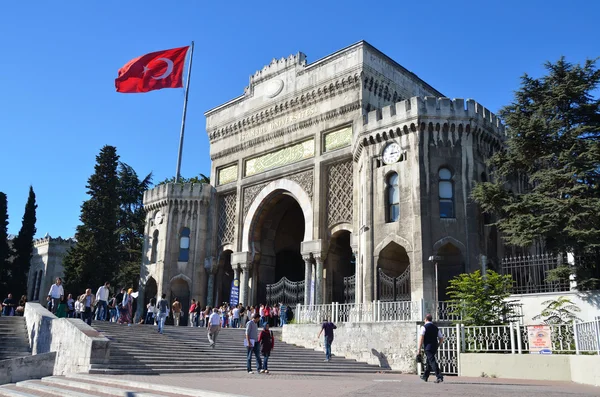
[115,46,189,93]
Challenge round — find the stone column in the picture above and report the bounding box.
[314,254,324,305]
[303,255,313,306]
[204,256,218,307]
[233,266,240,281]
[240,264,251,306]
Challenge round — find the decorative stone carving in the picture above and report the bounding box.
[327,160,353,228]
[217,193,236,247]
[287,169,314,202]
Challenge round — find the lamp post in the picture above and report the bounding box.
[429,255,443,320]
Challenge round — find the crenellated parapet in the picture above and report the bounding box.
[33,236,76,248]
[143,183,213,212]
[354,96,506,161]
[250,52,307,86]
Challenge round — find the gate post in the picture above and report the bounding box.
[456,324,461,375]
[416,323,422,376]
[516,322,523,354]
[509,322,516,354]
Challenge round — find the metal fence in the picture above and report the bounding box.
[296,300,422,324]
[501,253,571,294]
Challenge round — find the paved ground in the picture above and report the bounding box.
[104,371,599,396]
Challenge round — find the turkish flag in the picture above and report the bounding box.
[115,46,189,93]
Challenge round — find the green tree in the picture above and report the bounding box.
[63,146,121,294]
[157,173,210,185]
[10,186,37,297]
[447,270,516,326]
[472,57,600,290]
[116,162,152,289]
[0,192,12,298]
[532,296,582,325]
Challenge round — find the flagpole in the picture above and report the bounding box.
[175,41,194,183]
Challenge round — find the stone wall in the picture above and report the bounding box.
[0,352,56,385]
[24,303,110,375]
[282,322,418,373]
[460,353,600,387]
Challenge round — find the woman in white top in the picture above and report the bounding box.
[146,298,156,325]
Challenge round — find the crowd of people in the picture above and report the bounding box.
[2,279,349,375]
[42,278,139,326]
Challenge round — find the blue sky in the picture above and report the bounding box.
[0,1,598,238]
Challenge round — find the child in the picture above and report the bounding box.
[258,323,274,374]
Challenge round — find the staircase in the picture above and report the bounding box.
[0,316,30,361]
[90,322,382,374]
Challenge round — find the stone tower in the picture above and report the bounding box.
[138,183,215,317]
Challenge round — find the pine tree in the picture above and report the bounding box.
[157,173,210,185]
[472,57,600,289]
[116,162,152,289]
[63,146,121,294]
[10,186,37,297]
[0,192,12,298]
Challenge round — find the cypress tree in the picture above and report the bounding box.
[63,146,121,294]
[0,193,11,298]
[116,162,152,289]
[472,57,600,289]
[11,186,37,297]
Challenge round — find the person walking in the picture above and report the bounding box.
[317,318,337,362]
[188,299,197,327]
[172,297,182,326]
[118,288,133,325]
[156,294,169,334]
[47,278,64,314]
[66,294,75,318]
[279,303,287,327]
[146,298,157,325]
[246,313,262,374]
[417,313,444,383]
[78,288,96,326]
[207,308,221,348]
[95,281,110,321]
[258,323,274,373]
[232,305,240,328]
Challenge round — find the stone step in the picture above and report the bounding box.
[91,322,380,375]
[14,380,109,397]
[40,377,167,397]
[66,373,249,397]
[0,385,45,397]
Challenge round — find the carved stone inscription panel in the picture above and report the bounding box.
[244,139,314,177]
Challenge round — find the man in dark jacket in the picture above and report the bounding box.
[417,313,444,383]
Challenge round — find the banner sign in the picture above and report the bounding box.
[527,325,553,354]
[230,279,240,306]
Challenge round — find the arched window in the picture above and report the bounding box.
[439,168,455,218]
[178,227,190,262]
[150,230,159,263]
[386,172,399,222]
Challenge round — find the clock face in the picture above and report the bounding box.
[154,211,163,225]
[382,143,402,165]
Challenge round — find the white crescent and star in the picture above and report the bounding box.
[143,58,174,80]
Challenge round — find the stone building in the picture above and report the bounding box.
[139,41,505,312]
[26,235,76,301]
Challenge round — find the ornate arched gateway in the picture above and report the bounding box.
[140,42,505,313]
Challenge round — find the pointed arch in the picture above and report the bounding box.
[374,233,413,257]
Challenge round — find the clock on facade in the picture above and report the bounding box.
[382,142,402,165]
